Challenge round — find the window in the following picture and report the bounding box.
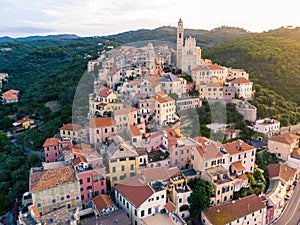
[162,195,165,199]
[67,203,71,209]
[61,196,64,201]
[179,198,182,203]
[141,210,145,217]
[148,208,152,215]
[112,167,116,172]
[87,177,91,183]
[156,196,159,200]
[37,203,42,208]
[130,164,134,170]
[93,175,98,182]
[135,209,137,216]
[66,195,70,199]
[121,165,125,171]
[79,179,83,184]
[52,199,56,203]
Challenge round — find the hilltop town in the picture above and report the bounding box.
[13,19,300,225]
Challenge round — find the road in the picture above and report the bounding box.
[273,181,300,225]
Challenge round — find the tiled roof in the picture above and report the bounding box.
[60,123,82,131]
[2,89,19,100]
[159,74,181,82]
[203,194,265,225]
[111,143,138,160]
[222,140,254,155]
[231,161,245,171]
[139,166,180,182]
[89,117,115,128]
[291,147,300,157]
[115,184,154,207]
[43,137,60,147]
[29,205,41,219]
[93,194,114,212]
[206,64,224,70]
[129,125,141,136]
[17,117,33,123]
[114,107,137,115]
[30,165,77,192]
[268,163,296,183]
[73,156,86,167]
[230,77,251,84]
[269,133,299,145]
[98,87,112,97]
[165,201,176,212]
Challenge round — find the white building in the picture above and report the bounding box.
[253,118,280,137]
[176,18,201,73]
[229,77,253,99]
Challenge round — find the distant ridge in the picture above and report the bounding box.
[0,34,80,43]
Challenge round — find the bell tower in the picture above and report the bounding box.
[177,18,184,70]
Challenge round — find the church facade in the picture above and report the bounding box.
[176,18,202,73]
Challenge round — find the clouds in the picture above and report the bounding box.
[0,0,299,37]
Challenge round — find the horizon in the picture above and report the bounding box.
[1,0,299,38]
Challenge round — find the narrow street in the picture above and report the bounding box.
[273,181,300,225]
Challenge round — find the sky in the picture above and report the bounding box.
[1,0,299,38]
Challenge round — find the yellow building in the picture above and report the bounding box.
[29,165,81,216]
[153,92,176,126]
[59,124,85,142]
[108,143,147,185]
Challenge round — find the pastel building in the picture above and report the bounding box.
[88,117,116,144]
[153,92,176,126]
[268,132,299,161]
[73,153,106,207]
[43,138,71,163]
[175,97,202,111]
[158,74,187,97]
[2,89,19,104]
[29,165,81,216]
[113,107,138,132]
[202,194,267,225]
[60,124,85,142]
[229,77,253,99]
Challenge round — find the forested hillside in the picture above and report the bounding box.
[203,27,300,105]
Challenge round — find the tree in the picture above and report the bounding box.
[188,179,213,220]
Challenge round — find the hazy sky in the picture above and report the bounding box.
[1,0,299,37]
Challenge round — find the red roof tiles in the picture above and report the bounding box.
[115,184,154,207]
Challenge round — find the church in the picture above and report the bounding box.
[176,18,202,73]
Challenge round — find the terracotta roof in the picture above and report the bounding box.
[239,173,249,181]
[222,140,255,155]
[230,77,251,84]
[30,165,77,192]
[139,166,180,182]
[129,125,141,136]
[98,87,113,97]
[73,156,86,167]
[93,194,114,212]
[127,79,144,86]
[203,194,265,225]
[153,95,174,104]
[269,133,299,145]
[2,89,19,100]
[17,117,33,123]
[43,137,60,147]
[29,205,41,219]
[291,147,300,157]
[107,68,121,77]
[89,117,115,128]
[231,161,245,171]
[115,184,154,207]
[114,107,137,115]
[206,64,224,70]
[268,164,296,183]
[60,123,82,131]
[165,201,176,212]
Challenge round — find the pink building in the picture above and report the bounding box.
[43,138,61,163]
[142,131,164,153]
[113,107,138,132]
[88,117,116,144]
[72,145,107,207]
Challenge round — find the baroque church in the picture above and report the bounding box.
[176,18,202,73]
